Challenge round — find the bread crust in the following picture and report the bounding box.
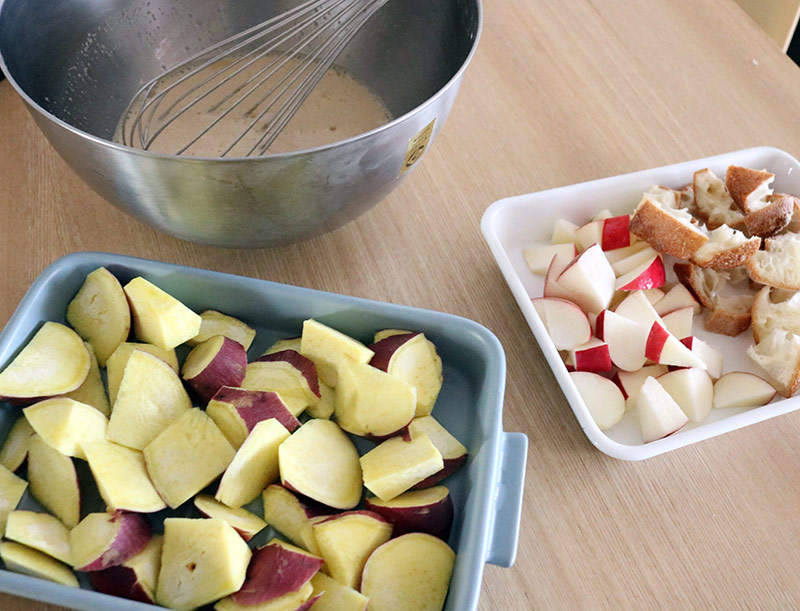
[629,197,708,259]
[726,165,774,213]
[690,235,760,269]
[673,262,753,336]
[743,194,793,237]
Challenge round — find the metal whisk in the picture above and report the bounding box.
[120,0,387,157]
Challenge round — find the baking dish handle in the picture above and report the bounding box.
[485,431,528,567]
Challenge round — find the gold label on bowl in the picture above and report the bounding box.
[401,119,436,174]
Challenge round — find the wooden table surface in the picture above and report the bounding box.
[4,0,800,608]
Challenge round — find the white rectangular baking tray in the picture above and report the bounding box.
[481,146,800,460]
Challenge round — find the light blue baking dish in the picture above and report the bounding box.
[0,252,527,611]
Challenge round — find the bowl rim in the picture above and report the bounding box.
[0,0,483,161]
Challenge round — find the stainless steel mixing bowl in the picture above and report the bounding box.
[0,0,481,247]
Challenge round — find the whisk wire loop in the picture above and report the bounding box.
[121,0,387,157]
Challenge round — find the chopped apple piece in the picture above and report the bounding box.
[66,266,131,367]
[207,386,300,449]
[299,319,374,387]
[610,245,660,276]
[614,289,664,328]
[0,541,78,587]
[653,282,702,316]
[611,364,668,401]
[360,533,455,611]
[656,368,714,422]
[187,309,256,350]
[88,534,163,604]
[532,297,592,351]
[156,517,251,611]
[365,485,454,540]
[26,435,80,527]
[23,397,107,460]
[70,511,152,571]
[522,243,578,274]
[614,256,666,291]
[550,218,579,244]
[713,371,777,408]
[575,219,604,251]
[369,332,443,417]
[308,571,369,611]
[601,215,632,251]
[407,416,467,488]
[637,377,689,442]
[5,510,72,564]
[107,349,192,450]
[194,494,267,541]
[334,359,416,438]
[679,336,724,379]
[0,322,90,401]
[123,276,202,350]
[555,244,616,313]
[645,323,706,369]
[181,335,247,403]
[262,484,330,554]
[143,408,236,508]
[231,538,323,606]
[81,439,166,513]
[216,418,290,508]
[63,342,110,415]
[661,306,694,340]
[360,433,443,502]
[0,416,35,472]
[569,371,625,431]
[595,309,648,372]
[542,252,575,301]
[0,464,27,533]
[279,419,362,510]
[312,511,392,589]
[565,338,612,373]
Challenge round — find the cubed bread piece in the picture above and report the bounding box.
[690,225,760,269]
[629,196,708,259]
[782,196,800,233]
[645,185,680,209]
[673,263,754,336]
[693,168,745,229]
[746,233,800,290]
[726,165,774,214]
[743,193,794,238]
[746,330,800,397]
[751,285,800,343]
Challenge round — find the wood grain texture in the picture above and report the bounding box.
[3,0,800,609]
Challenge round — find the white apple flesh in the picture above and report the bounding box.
[569,371,625,430]
[713,372,777,409]
[532,297,592,351]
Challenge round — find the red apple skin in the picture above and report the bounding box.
[618,257,666,291]
[602,215,631,250]
[183,336,247,403]
[211,386,301,433]
[365,493,454,541]
[644,323,669,362]
[88,565,154,604]
[572,343,612,373]
[232,540,324,605]
[254,350,321,398]
[367,333,420,371]
[76,511,152,572]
